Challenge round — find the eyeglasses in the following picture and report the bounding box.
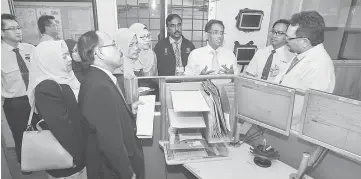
[99,40,118,48]
[286,36,308,41]
[207,31,225,35]
[2,26,22,31]
[139,33,151,40]
[269,30,286,36]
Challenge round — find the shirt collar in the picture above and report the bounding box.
[91,65,117,85]
[1,41,18,51]
[206,44,221,53]
[296,43,324,60]
[41,34,55,41]
[169,36,182,45]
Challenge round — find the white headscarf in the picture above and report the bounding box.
[28,40,80,106]
[113,28,136,79]
[129,23,156,75]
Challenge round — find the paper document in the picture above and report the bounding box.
[171,91,210,112]
[168,109,206,128]
[136,95,156,138]
[179,133,203,141]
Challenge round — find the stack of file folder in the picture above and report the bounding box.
[162,80,232,165]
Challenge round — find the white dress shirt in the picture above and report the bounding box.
[91,65,117,85]
[184,44,239,75]
[39,34,55,43]
[246,45,295,83]
[1,42,35,98]
[280,43,335,93]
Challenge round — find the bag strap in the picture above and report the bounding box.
[26,99,35,130]
[26,81,64,130]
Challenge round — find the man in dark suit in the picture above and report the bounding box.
[154,14,195,76]
[77,31,144,179]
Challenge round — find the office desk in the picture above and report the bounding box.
[183,143,313,179]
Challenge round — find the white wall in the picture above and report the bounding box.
[215,0,272,50]
[97,0,118,38]
[1,0,10,14]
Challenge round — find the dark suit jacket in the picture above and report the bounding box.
[34,80,87,178]
[78,66,144,179]
[154,36,195,76]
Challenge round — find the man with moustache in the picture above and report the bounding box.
[246,19,295,83]
[38,15,60,42]
[154,14,195,76]
[77,31,144,179]
[184,19,238,75]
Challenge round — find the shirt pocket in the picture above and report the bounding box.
[2,65,20,86]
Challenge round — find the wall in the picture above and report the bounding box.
[215,0,272,51]
[96,0,118,38]
[1,0,11,13]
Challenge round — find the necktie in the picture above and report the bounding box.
[115,81,133,113]
[261,50,276,80]
[13,48,29,89]
[174,41,182,68]
[211,50,219,72]
[286,57,300,74]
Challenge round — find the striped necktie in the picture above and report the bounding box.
[13,48,29,89]
[174,41,182,68]
[286,57,300,74]
[115,81,133,114]
[261,50,276,80]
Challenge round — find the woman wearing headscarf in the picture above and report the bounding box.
[64,39,87,82]
[28,40,88,179]
[129,23,157,76]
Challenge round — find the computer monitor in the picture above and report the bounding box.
[234,76,296,136]
[299,90,361,162]
[238,12,263,30]
[235,46,257,65]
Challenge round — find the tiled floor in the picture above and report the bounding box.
[3,147,47,179]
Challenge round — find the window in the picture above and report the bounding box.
[168,0,209,48]
[117,0,162,48]
[11,0,97,45]
[117,0,209,48]
[302,0,361,60]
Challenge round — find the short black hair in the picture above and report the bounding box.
[290,11,325,46]
[1,14,18,29]
[166,14,182,26]
[204,19,225,32]
[77,31,99,66]
[272,19,290,29]
[37,15,55,34]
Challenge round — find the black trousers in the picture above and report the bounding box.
[3,96,39,163]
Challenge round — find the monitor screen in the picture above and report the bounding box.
[235,76,295,136]
[240,13,262,29]
[299,90,361,162]
[236,47,257,64]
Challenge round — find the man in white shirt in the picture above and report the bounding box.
[184,20,238,75]
[37,15,60,43]
[282,11,335,93]
[246,19,295,83]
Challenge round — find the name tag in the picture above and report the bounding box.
[185,48,191,54]
[25,54,31,61]
[164,48,168,56]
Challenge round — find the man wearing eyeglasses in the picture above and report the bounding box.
[154,14,195,76]
[77,31,144,179]
[184,19,238,76]
[1,14,39,169]
[38,15,60,43]
[281,11,335,93]
[246,19,295,83]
